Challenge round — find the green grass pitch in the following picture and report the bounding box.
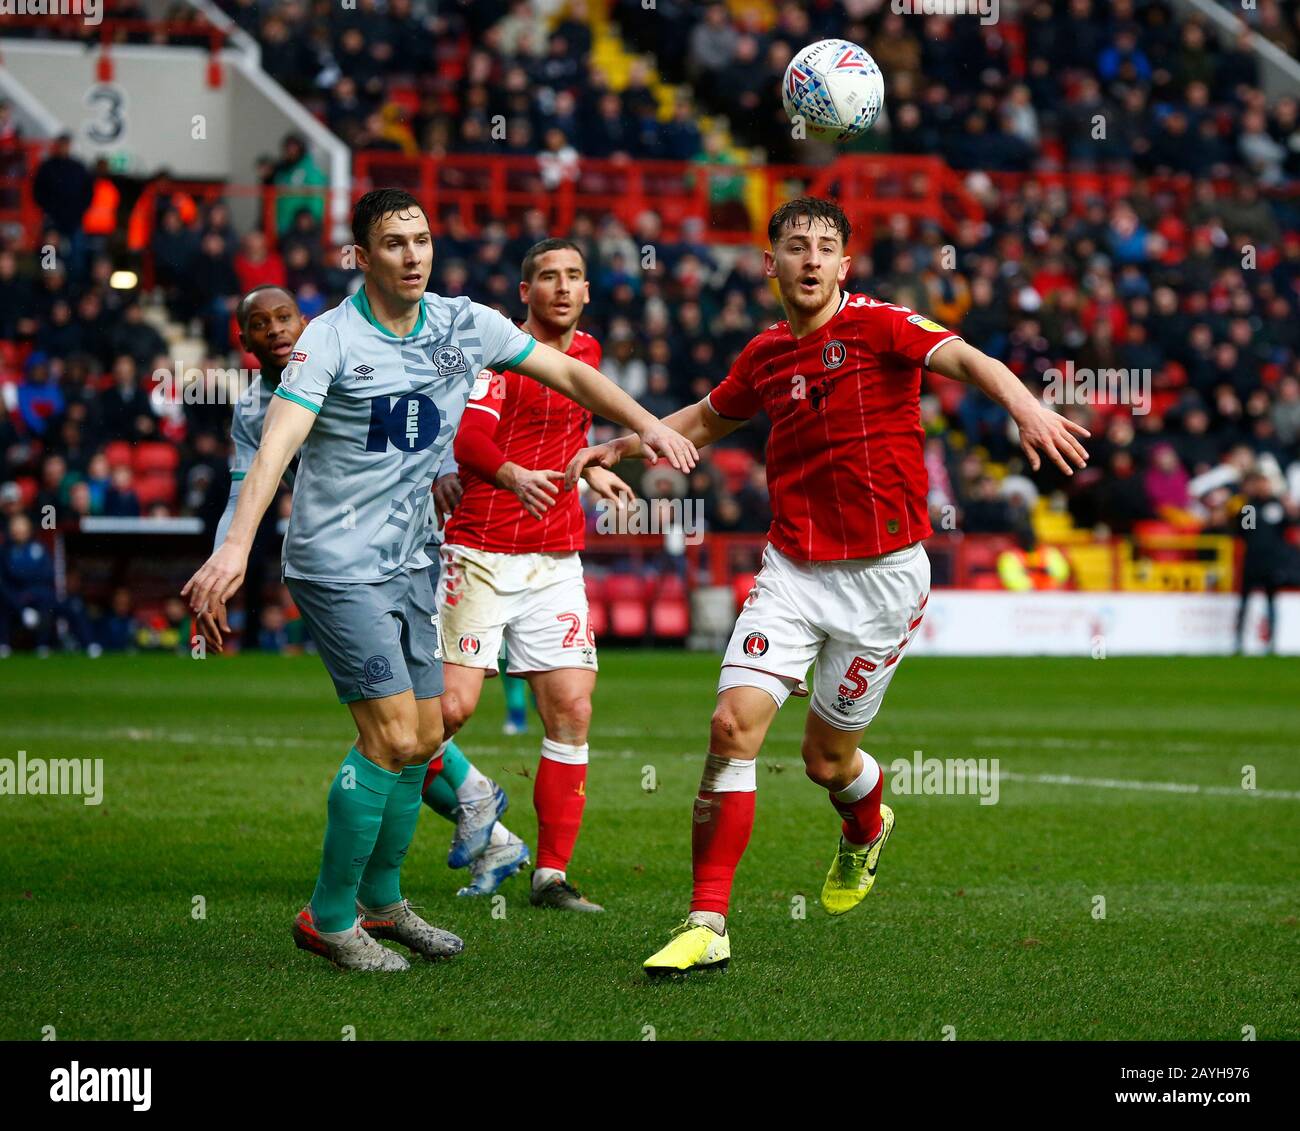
[1,651,1297,1041]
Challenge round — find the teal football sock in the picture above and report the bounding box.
[311,747,399,933]
[503,672,527,718]
[357,758,430,911]
[422,740,469,820]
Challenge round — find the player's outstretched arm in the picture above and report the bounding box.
[198,483,241,651]
[563,398,743,489]
[513,341,698,473]
[928,339,1091,475]
[181,395,316,616]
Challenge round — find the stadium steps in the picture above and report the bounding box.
[138,296,207,372]
[578,0,746,151]
[1031,499,1111,590]
[580,1,677,117]
[726,0,777,27]
[579,2,768,240]
[1033,503,1091,546]
[1064,544,1117,591]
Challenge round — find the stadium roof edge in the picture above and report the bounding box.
[1170,0,1300,100]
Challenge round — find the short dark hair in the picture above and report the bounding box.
[236,284,299,330]
[521,237,586,283]
[351,188,426,250]
[767,196,851,249]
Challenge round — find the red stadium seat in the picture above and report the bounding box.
[657,572,687,600]
[958,536,1018,587]
[609,597,648,638]
[133,442,179,473]
[585,575,608,638]
[0,340,30,377]
[605,574,649,603]
[387,84,420,116]
[134,472,177,510]
[105,441,134,468]
[1151,390,1179,417]
[651,598,689,638]
[586,598,608,639]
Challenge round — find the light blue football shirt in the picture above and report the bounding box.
[272,287,533,582]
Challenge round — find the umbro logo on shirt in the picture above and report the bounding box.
[353,364,375,379]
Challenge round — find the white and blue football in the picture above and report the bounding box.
[782,39,885,142]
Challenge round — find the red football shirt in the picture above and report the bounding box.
[707,291,960,562]
[445,329,601,553]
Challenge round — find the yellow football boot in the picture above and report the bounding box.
[820,803,895,915]
[643,921,731,978]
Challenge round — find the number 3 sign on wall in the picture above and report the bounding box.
[83,83,128,146]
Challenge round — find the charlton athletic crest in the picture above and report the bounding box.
[459,634,480,656]
[822,339,846,370]
[743,632,769,657]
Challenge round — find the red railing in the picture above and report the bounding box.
[9,148,1296,291]
[0,10,226,51]
[0,11,228,86]
[353,153,984,246]
[985,169,1300,214]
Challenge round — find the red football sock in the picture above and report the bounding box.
[690,755,758,917]
[534,740,588,872]
[831,752,883,846]
[420,749,445,793]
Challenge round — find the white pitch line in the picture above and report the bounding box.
[11,721,1293,755]
[995,770,1300,801]
[972,735,1300,756]
[3,726,1298,800]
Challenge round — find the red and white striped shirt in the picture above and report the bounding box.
[707,292,959,561]
[445,329,601,554]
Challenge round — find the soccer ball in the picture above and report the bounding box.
[782,39,885,142]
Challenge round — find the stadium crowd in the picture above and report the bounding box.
[2,0,1300,653]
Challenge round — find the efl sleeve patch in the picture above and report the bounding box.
[907,314,949,334]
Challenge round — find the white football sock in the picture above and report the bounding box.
[315,917,360,945]
[699,753,757,792]
[454,763,493,804]
[832,751,880,803]
[533,866,565,888]
[489,821,511,848]
[834,752,882,849]
[540,737,589,765]
[687,910,726,935]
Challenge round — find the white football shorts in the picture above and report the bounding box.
[719,541,930,731]
[438,544,598,675]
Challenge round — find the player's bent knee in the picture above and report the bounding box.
[371,723,423,765]
[710,704,759,758]
[802,756,839,789]
[439,695,470,738]
[416,721,445,761]
[546,695,592,743]
[800,738,855,790]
